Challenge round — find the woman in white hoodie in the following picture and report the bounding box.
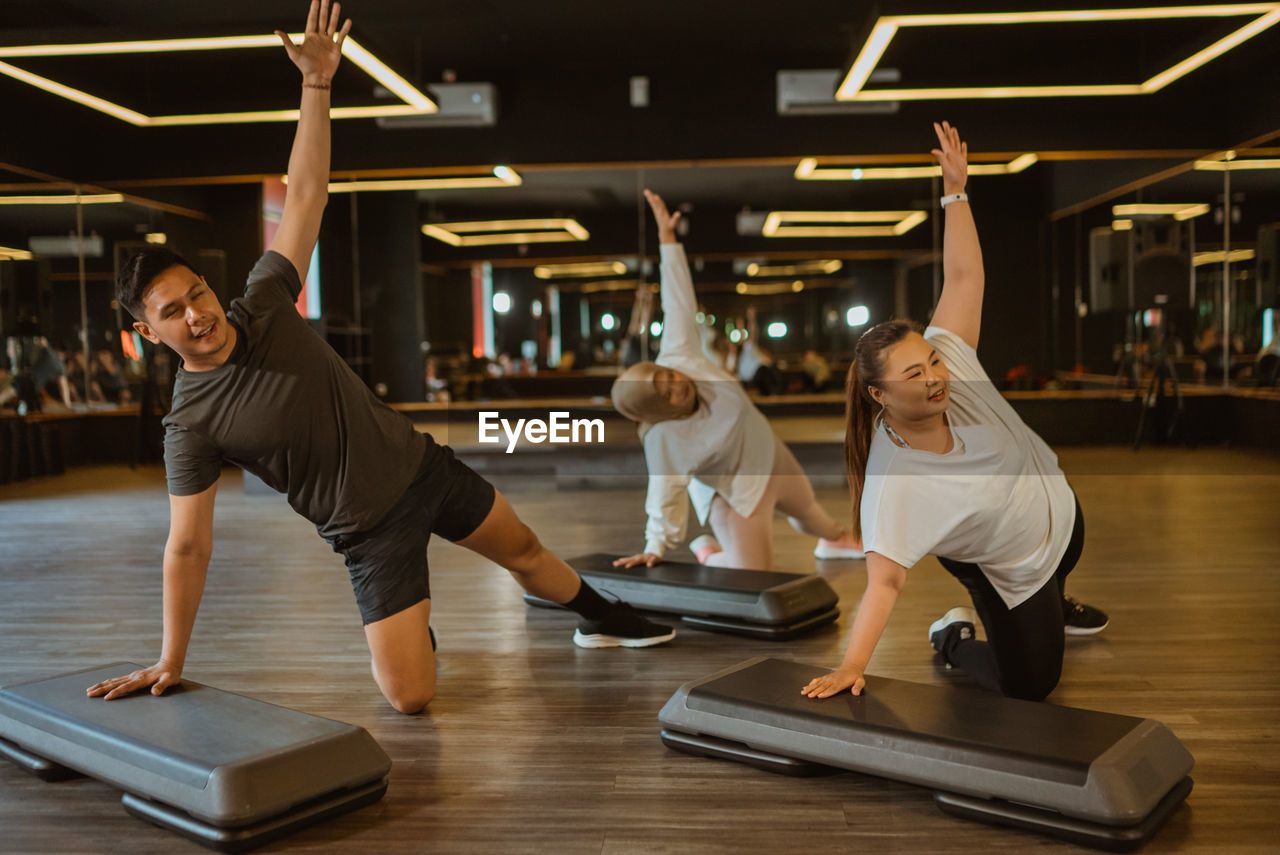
[610,190,864,572]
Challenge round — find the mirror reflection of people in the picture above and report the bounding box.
[1254,314,1279,386]
[802,122,1108,702]
[92,348,132,404]
[802,349,832,392]
[610,190,865,572]
[28,337,73,410]
[0,360,17,409]
[84,1,672,717]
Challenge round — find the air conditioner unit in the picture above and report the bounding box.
[736,211,768,237]
[776,69,900,115]
[27,234,104,257]
[375,82,498,128]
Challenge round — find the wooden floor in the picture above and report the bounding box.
[1,446,1278,854]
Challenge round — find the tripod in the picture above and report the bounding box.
[1132,313,1183,450]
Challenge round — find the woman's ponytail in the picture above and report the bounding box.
[844,360,876,541]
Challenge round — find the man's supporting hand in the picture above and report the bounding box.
[86,660,183,701]
[276,0,351,85]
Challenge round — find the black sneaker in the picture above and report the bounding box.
[573,602,676,649]
[928,606,977,654]
[1063,595,1109,636]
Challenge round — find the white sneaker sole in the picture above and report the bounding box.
[1065,620,1109,636]
[928,606,979,644]
[573,628,677,649]
[814,546,866,560]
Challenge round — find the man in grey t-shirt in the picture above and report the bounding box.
[86,1,672,716]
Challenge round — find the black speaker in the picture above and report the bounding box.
[1132,219,1192,309]
[1089,228,1131,312]
[1259,222,1277,307]
[1089,219,1193,311]
[0,259,54,337]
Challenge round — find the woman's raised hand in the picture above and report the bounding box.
[931,120,968,195]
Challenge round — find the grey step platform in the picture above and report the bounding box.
[524,552,839,639]
[658,657,1194,851]
[0,663,391,852]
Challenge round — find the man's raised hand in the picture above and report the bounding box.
[276,0,352,86]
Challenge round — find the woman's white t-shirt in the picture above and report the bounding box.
[860,326,1077,608]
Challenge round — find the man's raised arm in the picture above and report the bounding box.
[269,0,352,282]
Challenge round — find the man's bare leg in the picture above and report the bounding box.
[455,489,583,602]
[364,598,435,714]
[458,489,674,648]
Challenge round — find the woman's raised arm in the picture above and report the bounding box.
[926,121,984,350]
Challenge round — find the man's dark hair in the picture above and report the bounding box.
[116,247,199,321]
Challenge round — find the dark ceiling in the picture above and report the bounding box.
[1,0,1276,263]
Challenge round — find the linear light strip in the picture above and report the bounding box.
[1194,158,1280,169]
[444,232,588,247]
[885,5,1278,27]
[534,261,627,279]
[0,59,149,125]
[839,21,898,100]
[1142,8,1280,91]
[145,104,431,127]
[796,153,1038,180]
[328,175,522,193]
[431,218,578,233]
[422,218,591,247]
[763,210,927,238]
[768,226,913,238]
[0,34,435,126]
[747,259,843,276]
[0,194,125,204]
[850,85,1142,101]
[0,35,283,57]
[0,32,436,112]
[0,245,34,259]
[1112,203,1209,220]
[836,5,1280,101]
[341,38,436,111]
[1193,249,1255,265]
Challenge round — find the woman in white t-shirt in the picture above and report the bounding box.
[802,122,1108,703]
[610,190,865,572]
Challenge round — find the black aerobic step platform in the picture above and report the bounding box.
[524,552,839,639]
[0,663,391,852]
[658,657,1193,851]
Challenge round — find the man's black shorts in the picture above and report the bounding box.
[324,438,496,624]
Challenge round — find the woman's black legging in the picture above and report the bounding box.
[935,497,1085,701]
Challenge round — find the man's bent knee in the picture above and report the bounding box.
[386,687,434,715]
[371,657,436,714]
[379,677,436,714]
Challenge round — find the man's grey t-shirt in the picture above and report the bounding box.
[163,251,427,538]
